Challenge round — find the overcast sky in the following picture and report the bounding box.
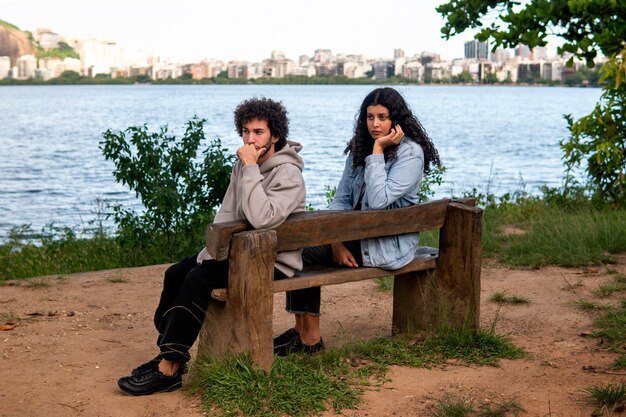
[1,0,485,62]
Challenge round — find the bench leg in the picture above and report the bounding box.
[436,202,483,330]
[198,230,277,372]
[392,269,438,334]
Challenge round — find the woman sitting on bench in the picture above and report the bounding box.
[274,87,442,355]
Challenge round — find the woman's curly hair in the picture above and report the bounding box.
[346,87,441,174]
[234,97,289,151]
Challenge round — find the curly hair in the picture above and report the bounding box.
[234,97,290,152]
[346,87,441,174]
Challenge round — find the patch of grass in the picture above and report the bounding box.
[0,222,205,282]
[189,328,524,417]
[0,311,26,321]
[489,291,530,305]
[614,274,626,283]
[479,399,524,417]
[613,356,626,370]
[188,352,363,417]
[590,301,626,353]
[481,200,626,268]
[107,276,128,283]
[561,276,584,291]
[574,300,608,311]
[429,397,474,417]
[24,279,50,289]
[594,282,626,297]
[584,381,626,411]
[374,276,393,292]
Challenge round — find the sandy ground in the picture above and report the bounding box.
[1,255,625,417]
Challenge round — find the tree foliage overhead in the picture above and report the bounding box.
[437,0,626,207]
[437,0,626,66]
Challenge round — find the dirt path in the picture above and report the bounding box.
[1,256,625,417]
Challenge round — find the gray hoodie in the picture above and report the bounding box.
[197,140,306,276]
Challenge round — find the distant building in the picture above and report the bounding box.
[394,57,406,78]
[424,62,449,81]
[0,56,10,79]
[76,38,123,76]
[271,50,286,60]
[150,62,182,80]
[188,63,208,79]
[337,61,369,78]
[313,49,333,63]
[34,28,61,50]
[315,62,337,76]
[518,63,541,81]
[394,49,405,59]
[532,46,549,61]
[464,40,489,60]
[402,61,423,81]
[419,51,441,65]
[16,54,37,79]
[373,61,394,80]
[491,48,510,64]
[515,44,532,59]
[262,53,294,78]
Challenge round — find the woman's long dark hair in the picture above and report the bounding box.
[346,87,441,174]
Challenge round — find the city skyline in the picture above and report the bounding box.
[2,0,484,62]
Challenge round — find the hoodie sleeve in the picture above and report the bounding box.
[236,163,306,230]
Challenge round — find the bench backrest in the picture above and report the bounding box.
[205,198,475,261]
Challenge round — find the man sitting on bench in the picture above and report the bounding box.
[117,97,306,396]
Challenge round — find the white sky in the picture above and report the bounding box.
[1,0,483,62]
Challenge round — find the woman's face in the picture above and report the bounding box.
[366,105,393,140]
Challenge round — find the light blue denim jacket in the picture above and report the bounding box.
[329,138,425,269]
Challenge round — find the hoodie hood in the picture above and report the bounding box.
[259,140,304,175]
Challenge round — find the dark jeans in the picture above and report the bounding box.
[154,254,287,364]
[286,240,362,315]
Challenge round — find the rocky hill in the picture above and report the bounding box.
[0,20,36,65]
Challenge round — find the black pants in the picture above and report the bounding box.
[286,240,362,315]
[154,254,287,364]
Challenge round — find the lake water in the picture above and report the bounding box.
[0,84,601,239]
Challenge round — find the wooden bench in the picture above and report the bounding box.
[198,198,483,371]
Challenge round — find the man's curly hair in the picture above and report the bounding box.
[346,87,441,174]
[234,97,289,152]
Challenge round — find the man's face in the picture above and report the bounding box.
[242,118,278,164]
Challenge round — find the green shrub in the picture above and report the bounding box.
[100,117,235,259]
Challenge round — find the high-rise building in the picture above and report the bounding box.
[464,40,489,60]
[394,49,405,59]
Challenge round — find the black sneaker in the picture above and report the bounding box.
[273,328,299,348]
[118,367,183,396]
[131,356,188,377]
[131,356,161,376]
[275,336,324,357]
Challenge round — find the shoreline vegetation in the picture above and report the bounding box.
[0,69,602,87]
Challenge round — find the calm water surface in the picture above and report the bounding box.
[0,84,601,238]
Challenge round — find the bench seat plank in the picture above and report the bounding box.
[211,247,438,301]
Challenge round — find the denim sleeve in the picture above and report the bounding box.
[328,154,355,211]
[364,143,424,210]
